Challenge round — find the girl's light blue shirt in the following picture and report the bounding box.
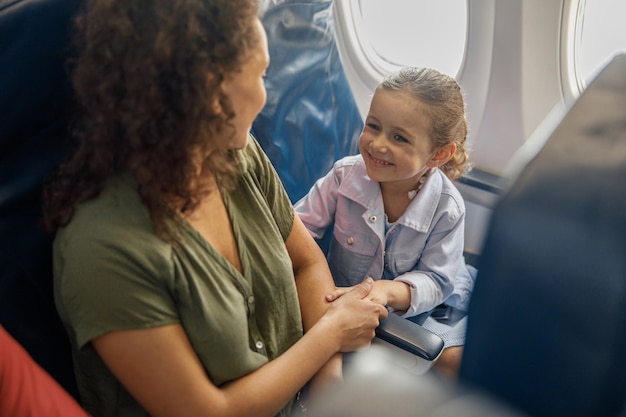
[295,155,474,318]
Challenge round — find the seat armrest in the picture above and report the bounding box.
[375,314,444,361]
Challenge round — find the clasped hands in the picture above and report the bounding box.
[318,278,393,353]
[326,277,411,313]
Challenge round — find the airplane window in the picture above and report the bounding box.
[575,0,626,88]
[352,0,467,78]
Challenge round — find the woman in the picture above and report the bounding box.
[43,1,387,416]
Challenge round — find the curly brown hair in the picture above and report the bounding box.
[378,67,471,180]
[43,0,261,241]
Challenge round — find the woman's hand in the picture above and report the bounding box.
[320,278,388,353]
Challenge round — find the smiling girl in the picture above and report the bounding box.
[295,67,476,377]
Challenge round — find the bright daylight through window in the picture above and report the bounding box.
[354,0,467,78]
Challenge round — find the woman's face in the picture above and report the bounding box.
[220,18,270,150]
[359,88,435,191]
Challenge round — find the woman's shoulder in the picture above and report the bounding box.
[70,175,149,227]
[58,175,171,258]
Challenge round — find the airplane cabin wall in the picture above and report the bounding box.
[466,0,568,176]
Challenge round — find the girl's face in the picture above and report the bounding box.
[359,88,436,191]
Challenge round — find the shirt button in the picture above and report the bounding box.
[385,263,389,268]
[369,216,377,223]
[347,237,355,245]
[247,295,255,304]
[255,340,264,350]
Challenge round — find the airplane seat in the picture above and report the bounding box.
[0,0,84,399]
[458,54,626,417]
[252,0,363,204]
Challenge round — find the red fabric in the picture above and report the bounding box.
[0,325,90,417]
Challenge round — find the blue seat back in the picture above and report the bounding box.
[252,0,363,203]
[0,0,84,398]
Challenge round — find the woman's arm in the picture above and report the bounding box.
[286,214,344,392]
[92,273,385,417]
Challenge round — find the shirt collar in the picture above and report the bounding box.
[337,155,443,233]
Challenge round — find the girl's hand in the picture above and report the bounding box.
[325,278,389,306]
[325,279,410,312]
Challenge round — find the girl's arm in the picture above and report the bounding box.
[392,215,465,317]
[326,213,465,317]
[294,162,342,239]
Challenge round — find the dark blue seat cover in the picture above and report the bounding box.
[252,0,363,203]
[0,0,84,398]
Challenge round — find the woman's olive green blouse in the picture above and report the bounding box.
[53,137,302,417]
